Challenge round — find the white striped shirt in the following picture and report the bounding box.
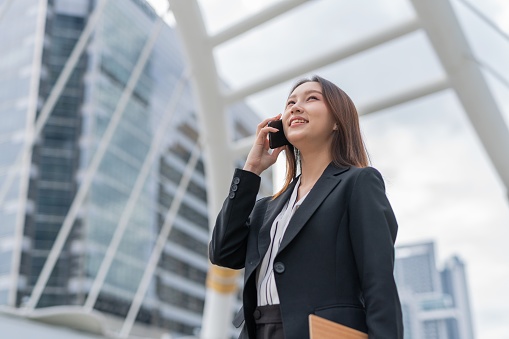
[256,177,309,306]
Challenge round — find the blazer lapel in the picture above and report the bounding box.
[257,179,298,259]
[277,163,350,255]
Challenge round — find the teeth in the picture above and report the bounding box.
[291,119,307,125]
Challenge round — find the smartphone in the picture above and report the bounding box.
[268,119,291,149]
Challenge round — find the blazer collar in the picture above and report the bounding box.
[278,163,349,254]
[258,163,350,258]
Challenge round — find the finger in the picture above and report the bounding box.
[256,114,282,135]
[272,113,282,120]
[258,126,279,136]
[259,113,281,126]
[256,126,279,143]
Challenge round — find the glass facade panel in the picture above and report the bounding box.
[0,212,17,237]
[0,290,8,305]
[0,252,13,275]
[0,108,27,134]
[0,143,22,167]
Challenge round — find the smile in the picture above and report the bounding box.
[289,118,308,126]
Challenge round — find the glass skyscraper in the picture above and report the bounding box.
[0,0,271,337]
[395,241,475,339]
[0,0,48,306]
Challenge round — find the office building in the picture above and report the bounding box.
[395,242,475,339]
[0,0,271,337]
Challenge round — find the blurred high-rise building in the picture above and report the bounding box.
[0,0,271,337]
[395,241,475,339]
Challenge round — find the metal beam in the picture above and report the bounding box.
[359,78,450,115]
[457,0,509,42]
[224,18,421,104]
[209,0,310,46]
[410,0,509,197]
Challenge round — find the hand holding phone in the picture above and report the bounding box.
[268,119,291,149]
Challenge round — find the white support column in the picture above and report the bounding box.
[201,266,240,338]
[168,1,241,338]
[410,0,509,196]
[24,10,165,313]
[167,0,232,222]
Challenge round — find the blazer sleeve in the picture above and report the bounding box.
[348,167,404,339]
[209,168,262,269]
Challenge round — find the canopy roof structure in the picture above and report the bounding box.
[166,0,509,337]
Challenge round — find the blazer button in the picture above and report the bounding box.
[231,184,238,192]
[253,309,261,320]
[274,262,285,274]
[229,192,235,199]
[233,177,241,185]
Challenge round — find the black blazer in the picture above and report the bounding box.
[209,163,403,338]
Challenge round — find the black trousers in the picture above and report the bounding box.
[254,304,284,339]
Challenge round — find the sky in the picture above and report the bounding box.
[148,0,509,337]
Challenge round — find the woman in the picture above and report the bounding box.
[209,75,403,338]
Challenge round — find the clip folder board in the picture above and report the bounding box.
[309,314,368,339]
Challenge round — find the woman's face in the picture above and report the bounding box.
[282,81,336,149]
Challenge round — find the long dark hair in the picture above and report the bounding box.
[273,75,369,199]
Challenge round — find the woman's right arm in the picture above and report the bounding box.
[209,114,285,269]
[209,169,262,269]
